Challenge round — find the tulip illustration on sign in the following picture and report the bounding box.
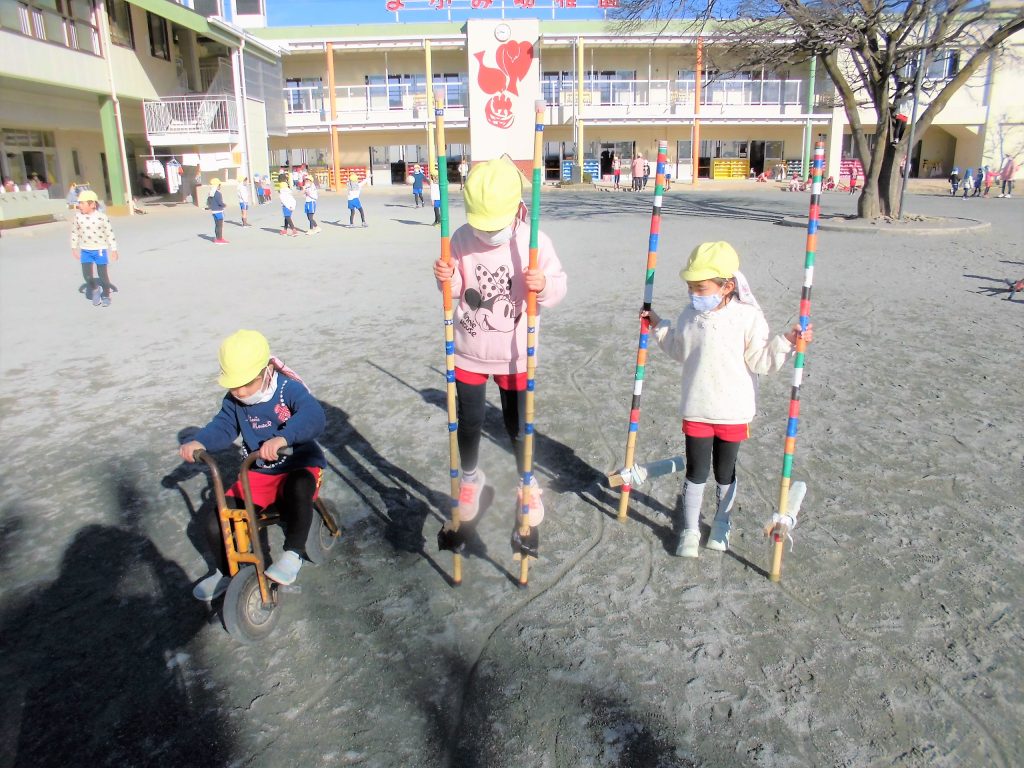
[473,40,535,129]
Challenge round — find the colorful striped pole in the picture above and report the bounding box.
[617,140,669,522]
[434,88,462,586]
[769,140,823,582]
[514,100,547,588]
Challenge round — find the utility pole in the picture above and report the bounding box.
[897,13,931,220]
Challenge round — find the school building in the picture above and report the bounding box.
[1,0,1021,209]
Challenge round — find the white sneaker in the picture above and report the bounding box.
[457,469,486,522]
[192,570,230,601]
[1006,194,1012,199]
[706,519,730,552]
[673,529,700,558]
[265,550,303,585]
[517,477,544,526]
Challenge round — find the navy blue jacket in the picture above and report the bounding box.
[208,189,226,212]
[192,374,326,474]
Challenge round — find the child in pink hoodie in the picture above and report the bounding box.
[432,158,568,551]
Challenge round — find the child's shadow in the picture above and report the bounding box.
[317,400,506,584]
[367,362,679,553]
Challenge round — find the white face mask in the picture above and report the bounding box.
[235,370,277,406]
[471,225,514,247]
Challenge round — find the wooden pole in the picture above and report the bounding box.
[692,37,702,185]
[617,139,668,522]
[769,140,823,582]
[327,43,341,192]
[515,100,547,588]
[434,89,462,586]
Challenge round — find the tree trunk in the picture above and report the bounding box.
[855,128,912,219]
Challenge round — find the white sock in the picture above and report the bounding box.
[682,480,706,531]
[462,469,479,483]
[715,481,737,526]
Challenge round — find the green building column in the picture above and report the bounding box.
[98,95,128,211]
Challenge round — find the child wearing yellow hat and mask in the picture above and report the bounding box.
[177,330,327,598]
[432,158,568,554]
[642,242,812,558]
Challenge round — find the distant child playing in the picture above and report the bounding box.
[70,190,118,307]
[346,172,368,227]
[303,177,321,234]
[642,241,812,558]
[207,177,228,244]
[429,174,441,226]
[431,158,568,551]
[279,182,298,236]
[178,330,327,598]
[411,164,426,207]
[238,177,251,226]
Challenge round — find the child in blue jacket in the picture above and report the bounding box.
[207,177,228,244]
[178,330,326,599]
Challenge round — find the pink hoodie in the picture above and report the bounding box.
[443,215,567,375]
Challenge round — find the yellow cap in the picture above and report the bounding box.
[462,159,523,231]
[349,173,358,182]
[217,330,270,388]
[77,190,99,203]
[680,241,740,282]
[209,177,221,187]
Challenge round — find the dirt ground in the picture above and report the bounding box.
[0,182,1021,768]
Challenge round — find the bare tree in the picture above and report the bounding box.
[613,0,1024,219]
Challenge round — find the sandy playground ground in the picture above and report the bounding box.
[0,182,1022,767]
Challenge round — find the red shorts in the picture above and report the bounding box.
[682,420,749,442]
[455,367,526,391]
[226,466,323,508]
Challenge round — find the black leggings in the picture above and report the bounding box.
[413,191,424,206]
[81,262,111,299]
[684,435,741,485]
[1002,179,1014,196]
[306,212,317,229]
[455,379,526,474]
[213,216,223,240]
[202,470,316,572]
[349,206,365,225]
[283,215,296,231]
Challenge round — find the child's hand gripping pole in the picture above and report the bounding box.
[617,140,669,522]
[431,88,464,587]
[768,140,823,582]
[513,101,547,588]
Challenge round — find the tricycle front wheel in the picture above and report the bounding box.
[222,565,281,643]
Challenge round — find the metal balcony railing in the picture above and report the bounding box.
[284,77,804,123]
[143,96,238,136]
[284,82,468,115]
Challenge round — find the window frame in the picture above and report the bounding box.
[146,11,169,61]
[105,0,133,49]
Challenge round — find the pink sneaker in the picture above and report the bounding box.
[457,469,485,522]
[517,478,544,526]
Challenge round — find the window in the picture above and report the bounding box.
[236,0,263,14]
[0,0,100,54]
[105,0,132,48]
[926,49,959,80]
[194,0,222,17]
[147,12,169,60]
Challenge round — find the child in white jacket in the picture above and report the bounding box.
[643,241,812,558]
[279,182,298,236]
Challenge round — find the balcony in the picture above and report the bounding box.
[550,78,805,122]
[284,77,808,131]
[284,82,469,132]
[143,96,239,146]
